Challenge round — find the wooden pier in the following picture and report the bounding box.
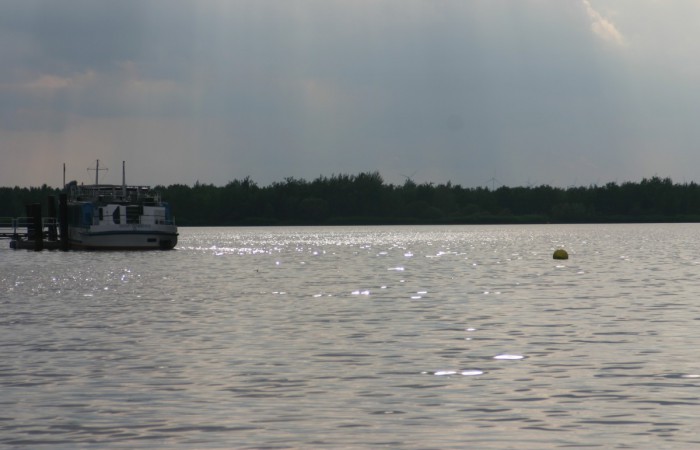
[0,217,61,250]
[1,195,69,250]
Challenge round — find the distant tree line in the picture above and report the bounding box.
[3,174,700,225]
[0,184,60,219]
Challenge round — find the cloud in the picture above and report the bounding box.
[582,0,625,46]
[5,1,700,189]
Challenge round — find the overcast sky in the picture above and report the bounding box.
[2,0,700,188]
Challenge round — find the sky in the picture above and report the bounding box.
[2,0,700,189]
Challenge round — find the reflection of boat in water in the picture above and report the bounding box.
[66,161,178,250]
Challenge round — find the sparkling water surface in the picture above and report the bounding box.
[3,224,700,449]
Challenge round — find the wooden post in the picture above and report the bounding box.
[30,203,43,251]
[47,196,58,241]
[25,204,36,240]
[59,193,69,250]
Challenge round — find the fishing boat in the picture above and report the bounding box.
[66,161,178,250]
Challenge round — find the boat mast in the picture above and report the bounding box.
[122,161,126,197]
[88,159,108,186]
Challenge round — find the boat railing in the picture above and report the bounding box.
[94,212,176,226]
[69,184,162,203]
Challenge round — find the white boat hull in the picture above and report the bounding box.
[69,225,178,250]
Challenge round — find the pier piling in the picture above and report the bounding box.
[48,196,58,241]
[59,193,69,250]
[27,203,43,251]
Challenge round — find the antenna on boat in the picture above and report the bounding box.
[122,161,126,197]
[63,163,66,189]
[88,159,108,186]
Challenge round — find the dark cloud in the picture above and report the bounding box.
[3,1,700,187]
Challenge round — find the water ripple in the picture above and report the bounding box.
[4,224,700,448]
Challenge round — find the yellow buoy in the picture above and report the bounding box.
[553,249,569,260]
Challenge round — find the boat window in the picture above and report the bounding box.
[98,208,103,221]
[112,206,120,224]
[126,205,140,224]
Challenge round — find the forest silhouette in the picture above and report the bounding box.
[2,173,700,225]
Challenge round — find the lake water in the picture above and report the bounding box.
[3,224,700,449]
